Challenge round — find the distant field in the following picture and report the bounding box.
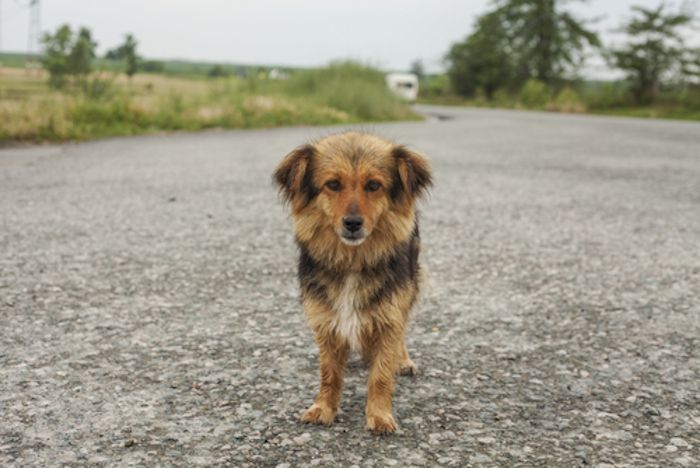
[1,51,296,78]
[0,62,420,144]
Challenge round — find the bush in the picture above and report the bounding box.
[582,82,632,110]
[142,61,165,73]
[282,61,415,121]
[680,87,700,110]
[519,79,551,109]
[546,87,587,113]
[492,88,511,107]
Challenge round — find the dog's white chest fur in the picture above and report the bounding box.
[331,274,363,352]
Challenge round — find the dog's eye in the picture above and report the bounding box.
[326,179,341,191]
[366,180,381,192]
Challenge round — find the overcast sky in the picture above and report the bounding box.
[1,0,698,76]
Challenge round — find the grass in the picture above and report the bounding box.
[0,62,420,144]
[418,77,700,122]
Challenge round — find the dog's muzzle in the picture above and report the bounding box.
[340,216,366,245]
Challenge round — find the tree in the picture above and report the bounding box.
[607,3,699,104]
[119,34,139,79]
[446,10,520,98]
[410,59,424,81]
[495,0,600,84]
[41,24,96,88]
[68,27,97,76]
[142,60,165,73]
[446,0,600,98]
[208,64,229,78]
[41,25,73,87]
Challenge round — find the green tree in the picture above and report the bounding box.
[446,10,520,98]
[118,34,139,79]
[446,0,600,98]
[496,0,600,83]
[41,25,73,88]
[208,64,229,78]
[41,25,97,87]
[607,3,699,104]
[68,27,97,76]
[410,59,424,81]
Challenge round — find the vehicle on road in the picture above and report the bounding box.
[386,73,419,102]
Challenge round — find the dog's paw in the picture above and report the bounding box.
[397,358,418,376]
[301,403,337,425]
[366,412,397,435]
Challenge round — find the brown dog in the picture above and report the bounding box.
[273,131,432,434]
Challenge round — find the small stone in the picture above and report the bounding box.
[124,440,136,447]
[675,456,697,467]
[276,464,291,468]
[666,445,679,452]
[293,433,311,445]
[670,437,689,447]
[478,437,496,444]
[580,370,590,378]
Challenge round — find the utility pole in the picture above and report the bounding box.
[27,0,40,74]
[0,0,4,74]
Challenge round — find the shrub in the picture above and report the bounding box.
[283,61,415,121]
[519,79,551,109]
[546,87,587,113]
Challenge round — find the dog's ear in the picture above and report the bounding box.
[391,146,432,202]
[273,144,317,204]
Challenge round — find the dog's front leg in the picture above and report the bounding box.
[365,330,403,434]
[301,331,348,425]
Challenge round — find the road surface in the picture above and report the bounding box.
[1,106,699,467]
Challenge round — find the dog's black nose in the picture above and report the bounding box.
[342,216,364,233]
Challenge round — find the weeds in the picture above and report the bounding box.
[0,62,419,144]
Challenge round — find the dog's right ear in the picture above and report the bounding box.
[273,144,316,204]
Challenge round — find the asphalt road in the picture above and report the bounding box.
[1,106,699,467]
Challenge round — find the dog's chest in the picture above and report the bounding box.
[330,274,363,352]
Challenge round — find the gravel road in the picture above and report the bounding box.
[1,106,699,467]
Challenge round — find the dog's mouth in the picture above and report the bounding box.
[339,230,366,246]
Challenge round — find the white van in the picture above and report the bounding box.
[385,73,419,102]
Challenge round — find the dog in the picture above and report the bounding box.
[273,131,432,434]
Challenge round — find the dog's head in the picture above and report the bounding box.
[274,132,432,247]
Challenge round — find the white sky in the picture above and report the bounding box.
[1,0,698,77]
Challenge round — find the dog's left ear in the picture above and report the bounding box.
[273,144,316,204]
[391,146,433,202]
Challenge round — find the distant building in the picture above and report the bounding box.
[385,73,419,102]
[268,68,290,80]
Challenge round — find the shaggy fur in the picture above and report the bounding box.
[273,131,432,434]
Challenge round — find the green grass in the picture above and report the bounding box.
[417,76,700,122]
[0,61,420,144]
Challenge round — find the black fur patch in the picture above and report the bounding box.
[367,223,420,307]
[296,222,421,312]
[299,157,319,206]
[390,147,433,202]
[273,144,319,206]
[297,242,328,302]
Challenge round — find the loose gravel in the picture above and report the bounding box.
[1,107,699,467]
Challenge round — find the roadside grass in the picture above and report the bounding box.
[418,79,700,122]
[0,63,419,144]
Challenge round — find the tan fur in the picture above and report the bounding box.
[273,132,432,434]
